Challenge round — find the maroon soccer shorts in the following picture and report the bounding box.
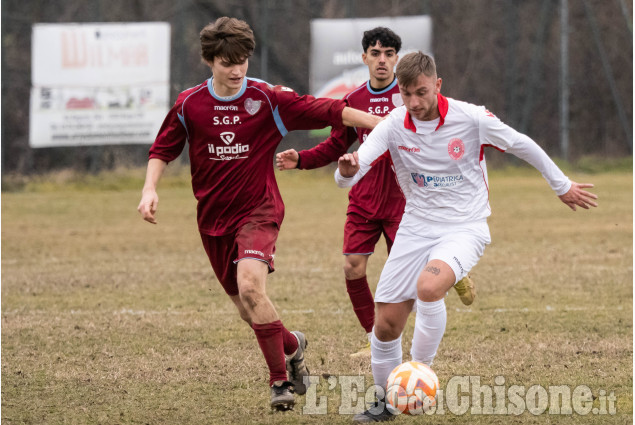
[342,212,401,256]
[200,221,278,296]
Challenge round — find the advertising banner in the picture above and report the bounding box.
[310,16,432,99]
[29,22,170,147]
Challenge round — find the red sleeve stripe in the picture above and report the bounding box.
[370,150,391,167]
[479,144,505,161]
[478,146,493,215]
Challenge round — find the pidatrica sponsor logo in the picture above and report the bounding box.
[411,172,464,188]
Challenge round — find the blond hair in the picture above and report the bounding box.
[396,52,437,88]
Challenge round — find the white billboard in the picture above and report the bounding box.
[29,22,170,148]
[310,16,433,99]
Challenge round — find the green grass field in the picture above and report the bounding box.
[2,166,632,424]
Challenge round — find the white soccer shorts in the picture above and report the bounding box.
[374,213,491,304]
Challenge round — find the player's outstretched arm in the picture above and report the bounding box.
[558,182,598,211]
[276,149,299,170]
[137,158,168,224]
[338,152,360,177]
[342,106,382,129]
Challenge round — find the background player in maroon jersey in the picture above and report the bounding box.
[276,27,475,357]
[137,17,380,411]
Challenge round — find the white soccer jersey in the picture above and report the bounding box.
[335,94,571,223]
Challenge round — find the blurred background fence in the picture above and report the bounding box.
[1,0,632,175]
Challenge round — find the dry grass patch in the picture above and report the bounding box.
[2,167,632,424]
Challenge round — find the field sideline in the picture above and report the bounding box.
[2,167,632,424]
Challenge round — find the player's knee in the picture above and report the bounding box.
[374,316,403,341]
[343,258,365,280]
[237,279,265,310]
[417,284,445,302]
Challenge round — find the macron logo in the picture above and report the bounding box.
[214,105,238,111]
[244,249,264,257]
[398,145,420,153]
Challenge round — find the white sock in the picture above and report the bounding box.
[410,299,447,366]
[370,331,402,393]
[367,332,373,342]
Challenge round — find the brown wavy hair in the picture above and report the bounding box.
[200,17,255,64]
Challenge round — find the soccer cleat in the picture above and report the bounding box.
[286,331,310,395]
[352,400,396,423]
[270,380,295,411]
[350,341,371,358]
[453,274,475,306]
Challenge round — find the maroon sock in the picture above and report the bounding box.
[252,320,288,386]
[346,276,375,333]
[282,326,299,355]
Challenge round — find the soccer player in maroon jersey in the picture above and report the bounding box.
[276,28,475,356]
[137,17,381,411]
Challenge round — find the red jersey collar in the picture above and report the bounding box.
[404,93,448,133]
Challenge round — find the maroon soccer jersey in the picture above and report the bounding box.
[298,79,406,219]
[149,77,346,235]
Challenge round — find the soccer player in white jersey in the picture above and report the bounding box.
[335,52,598,423]
[277,28,475,357]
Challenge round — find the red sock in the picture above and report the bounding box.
[251,322,298,356]
[282,327,299,355]
[252,320,288,386]
[346,276,375,333]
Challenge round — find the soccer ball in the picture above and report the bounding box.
[385,361,439,415]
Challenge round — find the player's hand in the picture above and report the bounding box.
[338,152,360,177]
[137,189,159,224]
[276,149,299,170]
[558,182,598,211]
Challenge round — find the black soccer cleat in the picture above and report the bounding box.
[352,399,396,423]
[286,331,310,395]
[270,380,295,411]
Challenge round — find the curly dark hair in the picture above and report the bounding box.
[361,27,402,53]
